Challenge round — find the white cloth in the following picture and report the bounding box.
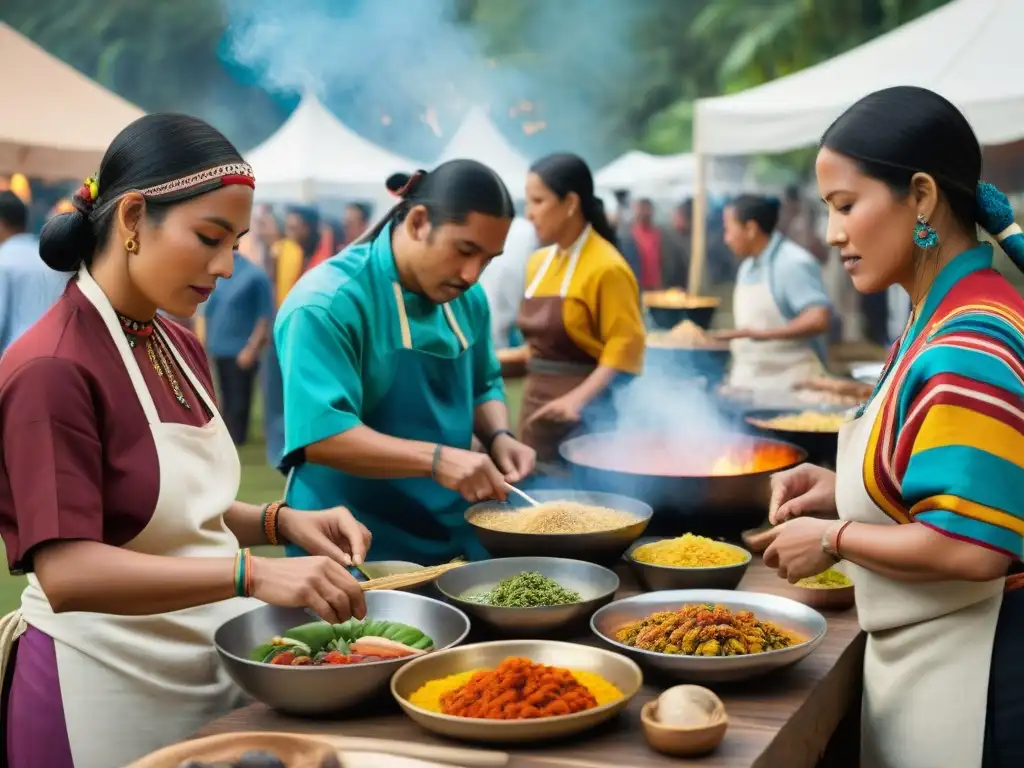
[727,242,824,390]
[836,374,1001,768]
[478,217,537,349]
[19,266,260,767]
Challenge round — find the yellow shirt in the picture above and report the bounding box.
[524,229,645,374]
[273,238,305,308]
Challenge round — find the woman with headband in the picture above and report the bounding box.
[511,152,645,464]
[275,161,536,565]
[0,114,369,768]
[756,86,1024,767]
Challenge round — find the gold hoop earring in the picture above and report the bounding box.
[125,237,138,254]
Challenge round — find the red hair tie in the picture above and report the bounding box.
[390,170,426,199]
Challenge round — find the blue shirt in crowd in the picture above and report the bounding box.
[0,234,69,354]
[735,231,832,362]
[203,252,274,358]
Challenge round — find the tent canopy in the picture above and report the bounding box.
[0,23,144,180]
[595,150,752,198]
[437,107,531,196]
[695,0,1024,156]
[246,93,422,202]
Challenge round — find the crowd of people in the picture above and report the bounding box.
[0,84,1020,767]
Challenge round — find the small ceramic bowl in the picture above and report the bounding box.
[641,686,729,757]
[789,582,855,611]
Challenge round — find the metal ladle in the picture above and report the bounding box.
[503,482,541,507]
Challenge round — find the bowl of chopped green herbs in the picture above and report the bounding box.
[435,557,620,637]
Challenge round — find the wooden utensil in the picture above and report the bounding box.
[312,735,509,766]
[358,560,467,591]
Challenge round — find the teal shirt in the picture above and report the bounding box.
[274,223,505,460]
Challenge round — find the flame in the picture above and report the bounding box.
[711,443,799,476]
[10,174,30,203]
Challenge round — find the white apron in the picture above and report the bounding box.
[836,374,1003,768]
[11,267,260,767]
[727,241,824,390]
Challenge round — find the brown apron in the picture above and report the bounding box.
[516,228,598,463]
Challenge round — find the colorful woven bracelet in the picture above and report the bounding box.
[262,501,285,545]
[234,548,251,598]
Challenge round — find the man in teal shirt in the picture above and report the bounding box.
[275,162,537,564]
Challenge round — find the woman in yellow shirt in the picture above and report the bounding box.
[513,153,645,462]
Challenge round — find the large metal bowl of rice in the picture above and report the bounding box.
[624,535,752,592]
[465,490,652,565]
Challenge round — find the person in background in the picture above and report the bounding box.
[250,203,281,277]
[0,113,367,768]
[200,248,274,445]
[278,205,320,303]
[619,198,664,289]
[304,217,344,273]
[0,191,69,354]
[661,198,693,289]
[759,85,1024,768]
[342,202,371,246]
[276,162,535,564]
[511,153,645,464]
[481,213,538,352]
[716,194,831,390]
[778,184,828,262]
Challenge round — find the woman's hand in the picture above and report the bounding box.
[710,328,753,342]
[527,394,583,425]
[760,517,839,583]
[768,463,838,525]
[277,506,372,567]
[489,434,536,483]
[250,555,367,624]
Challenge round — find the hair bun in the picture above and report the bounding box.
[39,211,95,273]
[386,170,426,199]
[976,181,1024,273]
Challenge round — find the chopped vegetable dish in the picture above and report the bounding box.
[466,571,582,607]
[615,603,798,656]
[248,618,434,666]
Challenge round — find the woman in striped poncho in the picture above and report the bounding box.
[757,86,1024,768]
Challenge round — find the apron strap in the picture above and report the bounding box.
[152,321,220,416]
[391,282,469,352]
[75,266,162,425]
[524,225,591,300]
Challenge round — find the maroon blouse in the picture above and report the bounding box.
[0,279,216,573]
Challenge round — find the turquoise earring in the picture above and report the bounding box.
[913,214,939,249]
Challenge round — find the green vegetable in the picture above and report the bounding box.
[333,618,361,642]
[279,621,333,652]
[468,571,582,608]
[249,642,275,662]
[409,635,434,650]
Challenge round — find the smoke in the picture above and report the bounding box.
[218,0,642,165]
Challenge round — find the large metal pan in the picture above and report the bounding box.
[743,409,843,468]
[559,432,807,539]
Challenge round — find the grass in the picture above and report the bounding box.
[0,378,526,615]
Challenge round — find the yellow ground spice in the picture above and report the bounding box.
[408,667,623,715]
[470,502,636,534]
[632,533,747,568]
[796,568,852,588]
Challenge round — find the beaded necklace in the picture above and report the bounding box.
[115,312,191,411]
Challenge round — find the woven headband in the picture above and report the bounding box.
[74,162,256,214]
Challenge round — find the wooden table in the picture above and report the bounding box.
[199,562,865,768]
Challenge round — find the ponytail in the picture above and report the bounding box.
[975,182,1024,274]
[582,195,619,249]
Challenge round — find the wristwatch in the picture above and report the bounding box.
[485,428,516,453]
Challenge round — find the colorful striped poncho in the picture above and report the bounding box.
[862,244,1024,560]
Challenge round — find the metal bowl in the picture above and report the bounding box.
[590,589,827,682]
[465,489,652,564]
[560,432,807,540]
[214,591,471,716]
[743,409,842,467]
[436,557,620,637]
[624,537,751,592]
[391,639,643,743]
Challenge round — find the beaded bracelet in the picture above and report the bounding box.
[261,501,285,546]
[234,548,252,598]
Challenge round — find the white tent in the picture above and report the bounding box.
[0,23,144,180]
[437,107,531,196]
[595,150,751,197]
[246,93,422,202]
[694,0,1022,156]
